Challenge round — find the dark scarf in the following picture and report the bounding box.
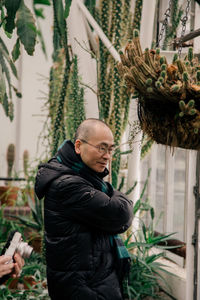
[56,140,131,285]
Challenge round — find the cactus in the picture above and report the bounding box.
[66,55,86,140]
[188,47,193,64]
[179,99,197,117]
[7,144,15,178]
[118,27,200,150]
[172,53,178,64]
[196,71,200,85]
[23,150,29,179]
[48,0,72,156]
[132,0,143,31]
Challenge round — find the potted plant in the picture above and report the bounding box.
[0,144,19,206]
[118,29,200,150]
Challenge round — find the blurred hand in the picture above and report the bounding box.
[11,253,25,278]
[0,255,14,278]
[0,253,25,279]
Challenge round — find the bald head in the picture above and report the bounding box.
[74,118,112,142]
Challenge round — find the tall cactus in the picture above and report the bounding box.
[7,143,15,178]
[96,0,144,187]
[132,0,143,31]
[51,0,71,155]
[66,55,86,140]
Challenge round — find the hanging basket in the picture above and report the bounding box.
[118,30,200,150]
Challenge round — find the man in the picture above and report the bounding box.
[0,253,25,283]
[35,118,133,300]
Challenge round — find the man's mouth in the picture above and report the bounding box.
[98,162,107,167]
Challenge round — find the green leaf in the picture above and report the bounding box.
[8,215,40,230]
[118,176,124,191]
[34,0,51,5]
[0,37,9,55]
[150,207,154,220]
[0,65,6,103]
[11,38,21,62]
[5,0,21,33]
[0,52,12,97]
[133,199,141,214]
[12,85,22,98]
[64,0,72,18]
[2,94,9,117]
[126,181,137,195]
[0,44,17,78]
[34,7,45,19]
[35,22,47,58]
[16,1,37,55]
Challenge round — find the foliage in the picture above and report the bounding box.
[8,194,44,233]
[94,0,144,187]
[0,206,24,244]
[0,198,48,298]
[0,250,49,299]
[119,30,200,149]
[43,0,86,156]
[123,172,178,300]
[66,55,86,140]
[0,0,50,120]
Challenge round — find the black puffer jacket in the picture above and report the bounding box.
[35,141,133,300]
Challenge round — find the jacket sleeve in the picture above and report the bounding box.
[57,175,133,234]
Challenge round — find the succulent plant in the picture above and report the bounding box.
[118,29,200,149]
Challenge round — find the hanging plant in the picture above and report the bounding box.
[118,29,200,150]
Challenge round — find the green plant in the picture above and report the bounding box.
[6,143,15,182]
[122,172,178,299]
[0,0,51,120]
[66,55,86,140]
[23,150,29,180]
[0,206,25,245]
[0,252,49,299]
[9,194,44,234]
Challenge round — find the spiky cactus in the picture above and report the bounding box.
[118,30,200,149]
[23,150,29,179]
[132,0,143,31]
[66,55,86,140]
[96,0,145,187]
[7,143,15,179]
[50,0,71,155]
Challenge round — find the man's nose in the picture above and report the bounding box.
[102,151,111,159]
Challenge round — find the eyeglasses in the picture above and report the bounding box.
[80,139,115,155]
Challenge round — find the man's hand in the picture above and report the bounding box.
[0,253,25,279]
[0,255,15,278]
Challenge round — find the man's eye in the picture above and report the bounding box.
[100,146,106,152]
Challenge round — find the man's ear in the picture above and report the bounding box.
[74,139,81,154]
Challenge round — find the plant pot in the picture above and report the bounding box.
[0,186,19,206]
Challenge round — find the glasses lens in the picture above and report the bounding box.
[99,146,114,154]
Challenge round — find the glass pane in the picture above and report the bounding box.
[173,148,186,242]
[155,145,165,233]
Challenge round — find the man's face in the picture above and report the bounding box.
[75,125,114,173]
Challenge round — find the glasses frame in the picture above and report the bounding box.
[80,139,115,155]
